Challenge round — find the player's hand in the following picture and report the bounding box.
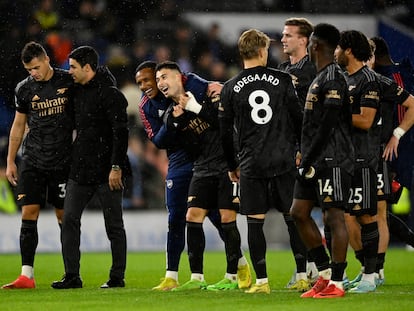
[383,135,399,161]
[296,165,316,183]
[295,151,302,167]
[6,163,18,186]
[177,93,190,109]
[228,168,240,183]
[172,104,184,117]
[207,82,223,97]
[109,169,123,191]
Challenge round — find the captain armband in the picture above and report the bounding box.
[184,91,202,114]
[393,127,406,140]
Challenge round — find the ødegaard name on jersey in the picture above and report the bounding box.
[233,73,280,93]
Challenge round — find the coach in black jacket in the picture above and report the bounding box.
[52,46,129,289]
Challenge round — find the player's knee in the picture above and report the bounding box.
[220,209,236,223]
[186,207,206,222]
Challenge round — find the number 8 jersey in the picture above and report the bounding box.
[220,66,303,178]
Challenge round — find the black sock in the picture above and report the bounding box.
[187,222,205,274]
[20,220,38,266]
[324,225,332,257]
[222,221,242,275]
[284,214,307,273]
[355,249,365,267]
[207,210,225,241]
[331,261,347,282]
[247,217,267,279]
[376,252,385,273]
[361,222,379,274]
[308,245,330,272]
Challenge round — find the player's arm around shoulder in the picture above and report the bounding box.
[383,94,414,160]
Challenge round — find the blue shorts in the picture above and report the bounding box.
[165,165,193,211]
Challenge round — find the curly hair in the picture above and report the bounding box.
[338,30,371,62]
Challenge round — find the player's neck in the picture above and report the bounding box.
[347,61,365,75]
[316,58,333,72]
[44,66,54,81]
[243,58,265,69]
[289,51,307,64]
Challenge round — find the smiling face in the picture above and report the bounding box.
[135,67,159,99]
[155,67,183,100]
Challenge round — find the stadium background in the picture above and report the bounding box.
[0,0,413,252]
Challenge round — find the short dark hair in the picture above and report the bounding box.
[135,60,156,75]
[370,36,390,58]
[284,17,313,39]
[155,61,181,73]
[69,46,99,71]
[21,41,47,64]
[338,30,371,62]
[312,23,340,50]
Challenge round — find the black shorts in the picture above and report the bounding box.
[187,173,239,211]
[348,166,377,216]
[377,158,392,202]
[293,167,351,211]
[16,161,69,209]
[239,170,295,215]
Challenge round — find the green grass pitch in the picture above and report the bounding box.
[0,249,413,310]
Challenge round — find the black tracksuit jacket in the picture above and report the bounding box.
[69,66,129,185]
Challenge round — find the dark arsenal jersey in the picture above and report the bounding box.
[278,55,317,107]
[165,91,227,178]
[15,68,73,170]
[377,74,410,144]
[219,66,303,178]
[346,65,381,170]
[301,63,354,175]
[139,73,211,169]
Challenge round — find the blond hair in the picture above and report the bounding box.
[238,29,270,60]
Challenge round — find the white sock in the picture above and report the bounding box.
[256,277,268,285]
[307,261,317,272]
[21,265,34,279]
[165,271,178,281]
[329,280,343,289]
[361,273,375,284]
[225,273,237,282]
[238,256,248,267]
[296,272,307,281]
[191,273,204,282]
[319,268,332,280]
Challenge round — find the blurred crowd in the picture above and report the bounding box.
[0,0,413,212]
